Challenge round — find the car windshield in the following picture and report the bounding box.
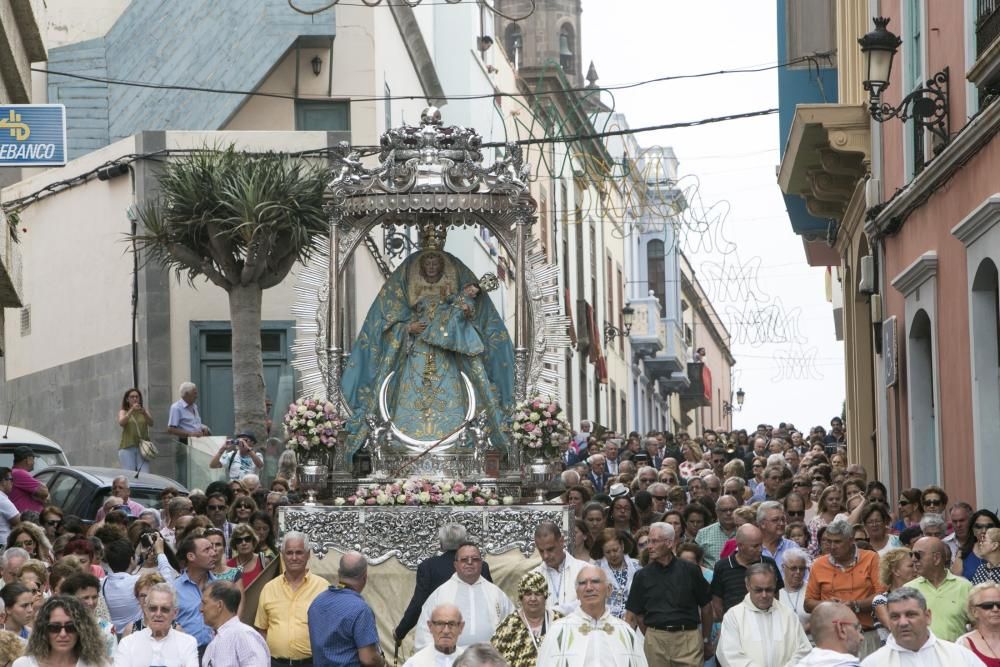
[0,451,65,472]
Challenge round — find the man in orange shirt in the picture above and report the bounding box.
[805,518,885,660]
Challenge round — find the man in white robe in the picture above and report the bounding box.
[536,564,648,667]
[718,563,810,667]
[796,601,864,667]
[861,588,985,667]
[404,604,463,667]
[531,521,588,614]
[414,543,514,651]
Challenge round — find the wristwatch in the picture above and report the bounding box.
[852,600,860,614]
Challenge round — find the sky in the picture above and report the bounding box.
[582,0,846,431]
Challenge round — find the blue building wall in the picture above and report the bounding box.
[776,0,839,236]
[48,1,336,159]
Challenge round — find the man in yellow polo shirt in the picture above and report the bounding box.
[906,536,972,641]
[255,531,328,666]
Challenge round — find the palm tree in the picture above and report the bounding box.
[133,146,329,441]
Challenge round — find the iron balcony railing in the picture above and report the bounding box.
[978,0,1000,57]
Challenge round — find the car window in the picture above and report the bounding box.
[0,451,67,472]
[47,475,82,511]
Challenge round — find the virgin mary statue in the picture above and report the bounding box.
[342,226,514,454]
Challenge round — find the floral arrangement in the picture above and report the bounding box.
[511,395,572,459]
[283,397,345,460]
[333,479,515,507]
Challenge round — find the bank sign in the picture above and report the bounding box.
[0,105,67,166]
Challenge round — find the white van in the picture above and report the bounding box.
[0,425,69,470]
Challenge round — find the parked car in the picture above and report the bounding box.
[33,466,187,522]
[0,426,69,471]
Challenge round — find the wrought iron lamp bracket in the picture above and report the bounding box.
[869,67,950,148]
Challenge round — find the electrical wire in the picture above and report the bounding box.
[287,0,536,21]
[32,56,811,107]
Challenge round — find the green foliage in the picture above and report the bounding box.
[132,146,329,290]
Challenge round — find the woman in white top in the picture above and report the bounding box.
[777,547,811,632]
[593,529,641,619]
[112,583,197,667]
[13,595,107,667]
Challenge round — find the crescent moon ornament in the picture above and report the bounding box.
[378,371,477,453]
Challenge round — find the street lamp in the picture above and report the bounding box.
[722,387,745,415]
[858,16,950,147]
[603,303,635,346]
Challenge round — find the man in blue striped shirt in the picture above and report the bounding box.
[309,551,384,667]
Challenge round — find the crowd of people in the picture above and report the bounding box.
[381,420,1000,667]
[0,385,992,667]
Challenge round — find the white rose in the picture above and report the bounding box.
[529,413,540,422]
[297,405,307,414]
[453,493,466,503]
[311,436,320,445]
[487,499,499,506]
[306,420,315,428]
[333,497,346,506]
[419,491,431,503]
[396,494,407,504]
[440,483,452,493]
[502,496,514,505]
[354,498,365,506]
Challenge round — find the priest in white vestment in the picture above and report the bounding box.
[404,604,464,667]
[860,588,985,667]
[536,564,648,667]
[414,544,514,651]
[717,564,811,666]
[531,521,588,614]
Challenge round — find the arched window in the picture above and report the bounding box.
[907,308,937,486]
[559,24,575,73]
[646,239,665,311]
[505,24,523,70]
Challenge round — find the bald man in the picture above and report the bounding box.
[309,551,384,667]
[711,524,784,616]
[797,602,863,666]
[906,537,973,641]
[537,566,647,667]
[404,604,464,667]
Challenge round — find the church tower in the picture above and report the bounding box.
[493,0,583,84]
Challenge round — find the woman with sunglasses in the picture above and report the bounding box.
[920,485,948,517]
[954,510,1000,579]
[8,524,53,564]
[225,525,269,588]
[890,487,923,534]
[958,581,1000,666]
[248,512,277,562]
[226,497,257,526]
[12,595,107,667]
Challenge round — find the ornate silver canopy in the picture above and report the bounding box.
[290,108,571,478]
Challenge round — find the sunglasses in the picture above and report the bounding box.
[786,510,805,517]
[231,536,255,545]
[975,601,1000,610]
[235,504,252,510]
[909,551,924,560]
[45,520,61,527]
[146,605,173,614]
[923,498,943,507]
[47,623,77,635]
[975,523,996,531]
[207,505,227,511]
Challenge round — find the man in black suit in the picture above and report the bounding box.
[393,523,492,643]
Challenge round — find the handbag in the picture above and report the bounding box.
[131,414,158,460]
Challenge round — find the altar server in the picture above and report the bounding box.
[536,565,647,667]
[404,604,464,667]
[414,543,514,651]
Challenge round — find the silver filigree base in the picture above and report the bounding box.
[278,504,572,569]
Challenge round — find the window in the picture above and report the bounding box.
[902,0,927,176]
[295,100,350,131]
[647,239,665,310]
[505,24,523,69]
[559,24,575,73]
[610,383,618,432]
[606,254,614,336]
[785,0,836,65]
[19,305,29,337]
[617,266,625,354]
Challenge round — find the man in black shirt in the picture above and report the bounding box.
[711,524,783,617]
[626,522,714,665]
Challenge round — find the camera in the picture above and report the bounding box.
[140,533,157,548]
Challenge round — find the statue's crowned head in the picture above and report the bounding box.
[418,222,448,250]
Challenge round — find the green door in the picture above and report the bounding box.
[192,322,294,437]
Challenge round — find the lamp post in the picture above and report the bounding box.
[603,303,635,346]
[858,16,950,148]
[722,387,745,416]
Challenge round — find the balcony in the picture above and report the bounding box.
[645,317,687,388]
[627,295,663,361]
[970,0,1000,101]
[680,362,712,410]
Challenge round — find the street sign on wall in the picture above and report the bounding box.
[0,105,67,166]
